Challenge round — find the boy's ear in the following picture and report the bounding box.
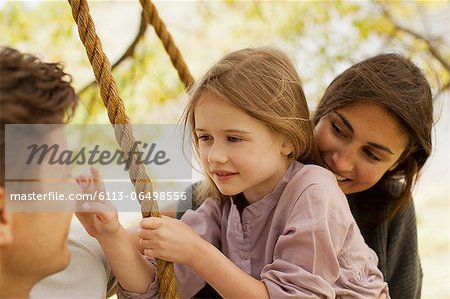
[0,187,13,246]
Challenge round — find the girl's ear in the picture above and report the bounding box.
[0,188,14,246]
[281,139,294,157]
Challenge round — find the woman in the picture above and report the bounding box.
[311,53,432,298]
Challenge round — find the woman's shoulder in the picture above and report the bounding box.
[387,198,418,230]
[348,179,416,228]
[283,163,349,212]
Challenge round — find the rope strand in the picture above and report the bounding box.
[67,0,178,297]
[140,0,195,89]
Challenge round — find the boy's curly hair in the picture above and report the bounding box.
[0,47,79,187]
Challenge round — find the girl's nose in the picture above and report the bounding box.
[207,143,228,164]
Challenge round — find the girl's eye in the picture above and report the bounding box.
[227,136,242,143]
[364,148,381,162]
[197,135,211,142]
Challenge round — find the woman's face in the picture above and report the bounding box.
[314,102,408,195]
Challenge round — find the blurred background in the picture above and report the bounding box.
[1,1,449,297]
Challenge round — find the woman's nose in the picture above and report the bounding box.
[331,147,355,173]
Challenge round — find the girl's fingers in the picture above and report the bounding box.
[75,172,90,190]
[90,167,100,178]
[139,238,155,249]
[143,247,156,258]
[75,167,104,193]
[140,218,163,230]
[137,228,154,239]
[79,201,115,214]
[140,239,164,259]
[377,293,387,299]
[90,167,105,191]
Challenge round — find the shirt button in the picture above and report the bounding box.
[242,223,250,232]
[240,251,249,260]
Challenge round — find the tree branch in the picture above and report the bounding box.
[79,9,148,124]
[378,2,450,73]
[78,9,148,96]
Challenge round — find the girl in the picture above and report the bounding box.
[76,48,389,298]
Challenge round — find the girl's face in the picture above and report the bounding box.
[314,102,408,195]
[194,92,292,204]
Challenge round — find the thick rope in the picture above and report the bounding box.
[80,9,148,124]
[140,0,195,89]
[68,0,179,298]
[138,3,193,295]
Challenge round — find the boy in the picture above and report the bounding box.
[0,47,79,298]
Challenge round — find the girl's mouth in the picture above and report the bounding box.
[211,170,237,182]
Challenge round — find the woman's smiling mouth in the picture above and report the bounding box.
[323,163,351,182]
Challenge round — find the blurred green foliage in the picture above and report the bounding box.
[1,1,448,124]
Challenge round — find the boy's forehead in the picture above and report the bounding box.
[4,124,77,213]
[46,126,68,146]
[5,125,68,181]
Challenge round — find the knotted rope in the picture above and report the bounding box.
[67,0,187,297]
[139,0,195,88]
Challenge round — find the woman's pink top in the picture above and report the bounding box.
[118,161,389,298]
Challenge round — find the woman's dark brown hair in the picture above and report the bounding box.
[0,47,78,187]
[313,53,433,221]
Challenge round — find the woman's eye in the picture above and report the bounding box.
[331,121,345,137]
[227,136,242,143]
[364,149,381,162]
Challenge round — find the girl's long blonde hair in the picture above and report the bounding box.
[182,47,320,203]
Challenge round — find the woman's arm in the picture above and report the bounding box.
[385,201,422,298]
